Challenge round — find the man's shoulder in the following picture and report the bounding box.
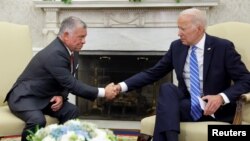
[205,34,235,50]
[34,39,68,63]
[47,38,63,48]
[171,38,182,44]
[170,39,184,48]
[43,38,67,53]
[206,34,233,45]
[170,39,189,51]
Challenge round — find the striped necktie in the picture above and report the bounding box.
[190,46,202,121]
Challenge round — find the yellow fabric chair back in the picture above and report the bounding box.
[0,22,32,106]
[206,22,250,70]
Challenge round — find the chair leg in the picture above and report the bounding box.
[137,133,152,141]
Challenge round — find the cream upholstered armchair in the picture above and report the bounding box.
[137,22,250,141]
[0,22,58,138]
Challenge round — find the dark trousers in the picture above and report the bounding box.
[10,101,79,141]
[153,83,190,141]
[152,83,217,141]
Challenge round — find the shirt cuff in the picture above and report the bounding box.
[98,88,105,97]
[119,82,128,92]
[219,93,230,105]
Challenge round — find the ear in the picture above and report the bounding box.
[197,25,204,33]
[62,31,70,41]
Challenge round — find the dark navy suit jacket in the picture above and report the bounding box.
[124,34,250,122]
[5,38,98,111]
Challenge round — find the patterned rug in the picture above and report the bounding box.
[1,136,137,141]
[113,129,139,141]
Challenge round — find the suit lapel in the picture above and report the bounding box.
[57,37,79,76]
[177,44,189,79]
[203,34,215,82]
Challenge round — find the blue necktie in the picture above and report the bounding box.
[190,46,202,121]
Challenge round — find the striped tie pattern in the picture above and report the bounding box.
[190,46,202,121]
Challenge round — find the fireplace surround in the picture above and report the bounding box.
[77,51,171,120]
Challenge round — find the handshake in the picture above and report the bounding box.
[104,82,121,100]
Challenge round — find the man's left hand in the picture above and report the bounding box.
[50,96,63,111]
[104,82,118,100]
[202,95,224,116]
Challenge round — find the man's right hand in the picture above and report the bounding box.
[104,82,118,100]
[114,84,121,93]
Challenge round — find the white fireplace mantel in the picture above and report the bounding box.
[34,0,218,8]
[33,0,219,50]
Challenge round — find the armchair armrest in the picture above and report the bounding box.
[232,92,250,125]
[241,93,250,102]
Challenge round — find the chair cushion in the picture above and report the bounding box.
[179,121,230,141]
[0,106,58,137]
[140,115,230,141]
[140,115,156,136]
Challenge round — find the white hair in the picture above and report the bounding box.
[179,8,207,28]
[58,16,87,36]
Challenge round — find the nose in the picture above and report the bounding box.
[82,38,86,44]
[178,29,182,37]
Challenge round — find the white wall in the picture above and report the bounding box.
[208,0,250,25]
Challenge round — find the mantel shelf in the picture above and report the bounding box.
[33,0,219,9]
[36,0,219,52]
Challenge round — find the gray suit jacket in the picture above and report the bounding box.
[5,38,98,111]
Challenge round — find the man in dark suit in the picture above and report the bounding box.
[114,8,250,141]
[4,16,117,141]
